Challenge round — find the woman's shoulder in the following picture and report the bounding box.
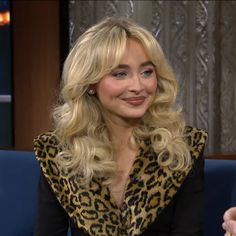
[34,130,61,153]
[34,130,60,146]
[184,126,207,139]
[184,126,208,160]
[33,130,62,168]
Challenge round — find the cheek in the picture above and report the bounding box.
[147,78,158,94]
[96,79,125,99]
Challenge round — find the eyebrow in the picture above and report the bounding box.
[116,61,155,69]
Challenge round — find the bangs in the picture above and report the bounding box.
[124,26,164,75]
[91,26,128,79]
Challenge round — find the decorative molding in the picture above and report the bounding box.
[219,1,236,153]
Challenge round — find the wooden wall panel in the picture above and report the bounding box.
[12,1,60,150]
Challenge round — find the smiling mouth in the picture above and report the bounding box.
[122,96,146,105]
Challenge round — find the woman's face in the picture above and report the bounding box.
[95,38,158,125]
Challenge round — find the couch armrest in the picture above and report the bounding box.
[205,159,236,236]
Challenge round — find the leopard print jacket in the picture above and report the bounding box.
[34,126,207,236]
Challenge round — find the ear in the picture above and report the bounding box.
[87,85,96,95]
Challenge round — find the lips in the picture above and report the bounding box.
[122,96,146,105]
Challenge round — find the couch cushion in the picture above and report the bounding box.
[0,150,40,236]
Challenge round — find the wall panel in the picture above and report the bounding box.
[12,1,60,150]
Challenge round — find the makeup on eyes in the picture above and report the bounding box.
[111,61,155,79]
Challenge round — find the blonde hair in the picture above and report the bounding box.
[53,17,191,185]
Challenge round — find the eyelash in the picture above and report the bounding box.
[112,71,127,78]
[141,69,153,77]
[112,69,154,79]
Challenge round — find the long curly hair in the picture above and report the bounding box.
[53,17,191,185]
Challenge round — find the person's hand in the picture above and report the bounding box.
[222,207,236,236]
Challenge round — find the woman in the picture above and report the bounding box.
[34,17,207,236]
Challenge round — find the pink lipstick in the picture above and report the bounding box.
[122,96,146,105]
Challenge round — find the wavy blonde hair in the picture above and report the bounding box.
[53,17,191,185]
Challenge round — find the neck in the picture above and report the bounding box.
[112,125,133,148]
[105,120,137,150]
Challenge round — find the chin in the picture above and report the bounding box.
[124,112,146,120]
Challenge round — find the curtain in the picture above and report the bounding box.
[69,0,236,154]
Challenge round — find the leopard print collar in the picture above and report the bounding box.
[34,126,207,236]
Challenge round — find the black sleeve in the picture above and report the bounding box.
[170,153,205,236]
[34,173,69,236]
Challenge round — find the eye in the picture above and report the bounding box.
[111,71,127,79]
[141,69,154,78]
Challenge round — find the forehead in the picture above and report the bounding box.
[118,38,150,64]
[125,38,147,53]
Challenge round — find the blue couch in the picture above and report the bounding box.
[205,159,236,236]
[0,150,40,236]
[0,150,236,236]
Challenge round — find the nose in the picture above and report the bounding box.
[129,75,143,93]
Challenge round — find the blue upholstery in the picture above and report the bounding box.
[0,150,40,236]
[0,150,236,236]
[205,159,236,236]
[0,150,72,236]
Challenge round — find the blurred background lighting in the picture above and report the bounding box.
[0,11,10,26]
